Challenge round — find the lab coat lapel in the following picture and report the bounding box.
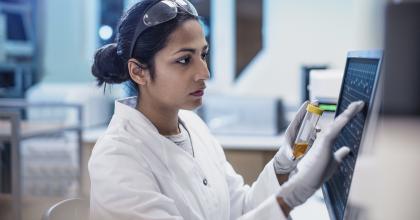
[114,98,175,172]
[128,116,196,175]
[178,112,229,220]
[115,98,200,174]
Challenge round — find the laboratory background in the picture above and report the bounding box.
[0,0,419,219]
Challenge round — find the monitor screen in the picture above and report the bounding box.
[5,10,28,41]
[0,1,34,57]
[322,51,383,220]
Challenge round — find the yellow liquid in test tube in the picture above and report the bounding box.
[293,142,309,160]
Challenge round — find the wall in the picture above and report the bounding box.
[40,0,388,96]
[232,0,388,106]
[42,0,98,83]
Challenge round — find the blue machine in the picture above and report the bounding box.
[0,0,36,98]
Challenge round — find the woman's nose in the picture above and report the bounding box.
[195,59,210,81]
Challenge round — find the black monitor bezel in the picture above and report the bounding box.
[322,50,383,220]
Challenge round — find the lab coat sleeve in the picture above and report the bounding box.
[181,111,287,219]
[238,195,287,220]
[211,138,287,219]
[89,137,184,220]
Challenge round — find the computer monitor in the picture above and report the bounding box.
[322,50,383,220]
[0,1,35,59]
[0,62,32,98]
[300,64,328,103]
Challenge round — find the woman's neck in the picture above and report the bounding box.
[136,96,180,136]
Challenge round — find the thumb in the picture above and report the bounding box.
[334,146,351,163]
[285,101,309,141]
[294,101,310,125]
[321,146,351,184]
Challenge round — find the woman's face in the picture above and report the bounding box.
[143,19,209,111]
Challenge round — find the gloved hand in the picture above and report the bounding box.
[276,100,364,208]
[273,101,317,174]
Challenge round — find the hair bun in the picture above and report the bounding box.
[91,43,129,86]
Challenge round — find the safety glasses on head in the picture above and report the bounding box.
[129,0,198,58]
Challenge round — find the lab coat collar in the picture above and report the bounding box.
[114,96,159,134]
[113,96,197,172]
[114,96,190,137]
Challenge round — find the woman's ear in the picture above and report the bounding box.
[128,58,148,85]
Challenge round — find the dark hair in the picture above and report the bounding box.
[91,0,198,94]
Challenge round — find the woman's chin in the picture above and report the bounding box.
[182,99,203,111]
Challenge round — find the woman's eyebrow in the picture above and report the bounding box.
[173,48,196,55]
[173,45,209,55]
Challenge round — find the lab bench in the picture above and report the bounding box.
[0,99,83,220]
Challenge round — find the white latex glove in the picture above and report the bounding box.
[274,101,317,174]
[277,100,365,208]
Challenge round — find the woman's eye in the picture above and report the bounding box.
[177,56,191,65]
[201,52,208,60]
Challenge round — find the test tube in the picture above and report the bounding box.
[292,103,324,160]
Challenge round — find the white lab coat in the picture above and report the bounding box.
[89,97,287,220]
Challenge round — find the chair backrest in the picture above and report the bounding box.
[43,198,89,220]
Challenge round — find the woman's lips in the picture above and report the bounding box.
[190,89,204,97]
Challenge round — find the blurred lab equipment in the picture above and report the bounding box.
[0,100,83,220]
[300,65,329,103]
[26,83,114,128]
[198,95,287,136]
[0,0,42,99]
[0,62,33,98]
[0,1,35,60]
[308,69,344,112]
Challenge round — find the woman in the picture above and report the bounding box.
[89,0,364,219]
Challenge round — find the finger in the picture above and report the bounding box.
[308,128,320,146]
[335,101,364,124]
[294,101,309,123]
[328,101,364,136]
[322,146,351,183]
[308,133,316,147]
[333,146,351,163]
[287,101,309,138]
[311,99,320,106]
